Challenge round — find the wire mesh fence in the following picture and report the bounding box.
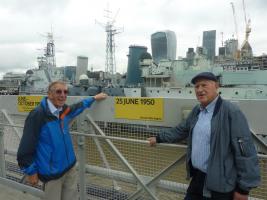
[0,111,267,200]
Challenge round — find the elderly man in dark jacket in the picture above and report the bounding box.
[148,72,260,200]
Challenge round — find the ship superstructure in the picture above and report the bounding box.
[20,32,64,94]
[138,51,267,99]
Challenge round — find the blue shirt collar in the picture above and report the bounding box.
[47,99,62,116]
[200,95,218,113]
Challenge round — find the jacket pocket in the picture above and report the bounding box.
[237,137,255,157]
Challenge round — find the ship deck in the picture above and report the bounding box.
[0,95,266,200]
[0,184,40,200]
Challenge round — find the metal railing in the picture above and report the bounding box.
[1,108,267,200]
[0,121,188,200]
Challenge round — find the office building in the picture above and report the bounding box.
[202,30,216,61]
[76,56,88,83]
[151,30,177,64]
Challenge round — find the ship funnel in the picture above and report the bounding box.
[125,45,147,86]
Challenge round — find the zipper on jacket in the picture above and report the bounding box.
[59,119,70,164]
[49,154,53,173]
[203,116,214,194]
[237,138,245,156]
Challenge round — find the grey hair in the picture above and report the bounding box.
[47,81,67,93]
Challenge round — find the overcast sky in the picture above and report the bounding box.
[0,0,266,78]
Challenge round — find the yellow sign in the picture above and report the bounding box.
[114,97,163,121]
[17,96,43,112]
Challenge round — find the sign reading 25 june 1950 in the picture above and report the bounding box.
[17,96,42,112]
[114,97,163,121]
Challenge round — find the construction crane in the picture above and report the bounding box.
[230,2,240,60]
[230,2,239,45]
[240,0,253,59]
[220,32,224,47]
[242,0,251,43]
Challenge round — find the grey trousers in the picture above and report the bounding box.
[42,166,79,200]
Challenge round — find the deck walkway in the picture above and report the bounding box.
[0,183,40,200]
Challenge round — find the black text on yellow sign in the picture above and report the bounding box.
[114,97,163,121]
[17,96,42,112]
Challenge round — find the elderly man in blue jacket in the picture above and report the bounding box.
[148,72,260,200]
[17,81,107,200]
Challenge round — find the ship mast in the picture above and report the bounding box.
[96,5,123,84]
[45,32,56,68]
[37,31,56,69]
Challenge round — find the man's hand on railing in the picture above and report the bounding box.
[147,137,157,146]
[26,173,39,186]
[93,93,108,101]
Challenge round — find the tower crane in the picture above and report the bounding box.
[230,2,240,60]
[242,0,251,43]
[240,0,253,59]
[220,32,224,47]
[230,2,239,46]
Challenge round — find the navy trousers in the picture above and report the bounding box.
[184,168,233,200]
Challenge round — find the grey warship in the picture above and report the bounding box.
[1,1,267,100]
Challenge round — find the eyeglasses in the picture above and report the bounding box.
[55,89,68,95]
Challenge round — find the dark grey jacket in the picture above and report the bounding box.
[157,96,260,194]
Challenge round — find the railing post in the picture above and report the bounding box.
[77,115,86,200]
[86,114,159,200]
[137,176,156,197]
[77,134,86,200]
[0,124,6,178]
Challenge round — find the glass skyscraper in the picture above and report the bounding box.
[151,30,177,64]
[202,30,216,61]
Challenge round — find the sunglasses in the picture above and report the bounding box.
[55,89,68,95]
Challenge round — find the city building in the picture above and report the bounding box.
[202,30,216,61]
[64,66,76,83]
[151,30,177,64]
[76,56,88,83]
[225,39,238,59]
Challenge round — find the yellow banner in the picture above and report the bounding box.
[114,97,163,121]
[17,96,43,112]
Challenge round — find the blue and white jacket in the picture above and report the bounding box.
[17,97,95,182]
